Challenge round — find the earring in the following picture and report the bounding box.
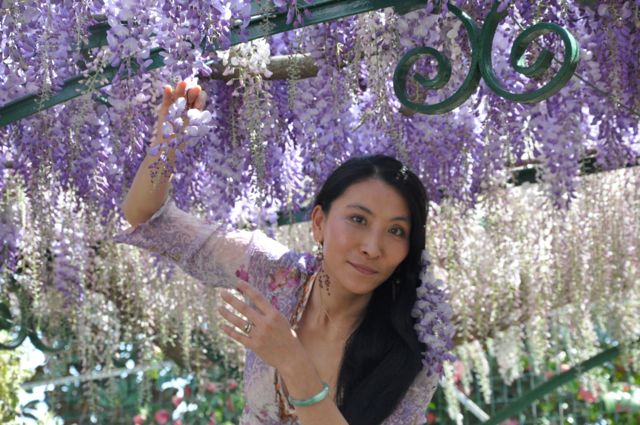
[392,277,400,300]
[315,242,331,296]
[315,242,323,263]
[318,264,331,296]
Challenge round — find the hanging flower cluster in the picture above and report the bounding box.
[1,1,638,224]
[432,165,640,420]
[1,152,638,422]
[412,250,457,377]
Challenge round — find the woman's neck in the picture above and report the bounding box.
[308,273,370,340]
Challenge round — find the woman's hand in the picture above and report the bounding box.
[218,280,306,371]
[152,80,207,147]
[220,282,350,425]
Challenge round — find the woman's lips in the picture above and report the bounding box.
[348,261,378,275]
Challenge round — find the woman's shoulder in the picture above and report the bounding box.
[262,251,317,299]
[382,368,441,425]
[244,230,315,273]
[243,232,317,309]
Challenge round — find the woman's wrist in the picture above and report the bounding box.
[277,344,327,403]
[275,340,309,378]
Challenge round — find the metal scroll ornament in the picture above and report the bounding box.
[393,1,581,114]
[0,282,71,352]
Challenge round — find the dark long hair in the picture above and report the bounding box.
[313,155,428,425]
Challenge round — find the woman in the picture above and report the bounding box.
[116,81,453,425]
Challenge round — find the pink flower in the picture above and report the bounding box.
[578,387,597,403]
[235,267,249,282]
[133,414,145,425]
[183,385,192,399]
[268,268,287,290]
[452,360,465,383]
[267,267,302,291]
[226,379,239,391]
[560,363,571,372]
[173,421,182,425]
[226,395,235,412]
[426,412,437,423]
[172,395,182,407]
[615,404,630,413]
[205,381,219,393]
[154,410,170,425]
[500,419,519,425]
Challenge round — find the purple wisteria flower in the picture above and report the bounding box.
[0,221,23,274]
[412,250,456,377]
[150,96,213,160]
[0,0,638,241]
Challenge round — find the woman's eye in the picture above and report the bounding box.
[350,215,365,224]
[390,227,406,237]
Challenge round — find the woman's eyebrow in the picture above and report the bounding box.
[346,203,409,222]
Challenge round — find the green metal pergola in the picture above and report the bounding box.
[0,0,580,126]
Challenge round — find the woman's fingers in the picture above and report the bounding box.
[219,304,252,332]
[221,324,251,346]
[156,85,173,116]
[164,81,207,110]
[220,290,262,323]
[173,80,187,101]
[186,85,201,107]
[156,81,207,132]
[194,90,207,110]
[162,85,173,106]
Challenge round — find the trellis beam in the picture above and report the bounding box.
[0,0,427,127]
[20,361,173,391]
[276,155,639,226]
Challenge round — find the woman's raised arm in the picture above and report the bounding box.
[114,81,300,290]
[121,80,206,227]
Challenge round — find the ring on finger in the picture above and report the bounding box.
[243,321,254,335]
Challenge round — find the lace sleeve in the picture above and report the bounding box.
[382,369,440,425]
[112,195,290,289]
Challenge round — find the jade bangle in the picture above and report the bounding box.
[287,382,330,407]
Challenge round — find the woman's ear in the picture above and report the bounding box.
[310,205,325,243]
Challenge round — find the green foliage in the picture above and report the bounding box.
[426,351,640,424]
[0,332,32,422]
[39,357,243,424]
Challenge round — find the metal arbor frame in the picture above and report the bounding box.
[0,0,580,126]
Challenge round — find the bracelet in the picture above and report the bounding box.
[287,382,330,407]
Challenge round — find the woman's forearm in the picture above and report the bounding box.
[121,81,203,227]
[120,143,179,227]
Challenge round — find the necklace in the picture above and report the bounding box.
[313,272,361,337]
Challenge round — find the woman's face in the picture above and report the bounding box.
[312,178,411,295]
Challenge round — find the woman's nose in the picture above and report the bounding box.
[360,232,383,258]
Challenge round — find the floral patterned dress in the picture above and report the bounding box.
[113,196,440,424]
